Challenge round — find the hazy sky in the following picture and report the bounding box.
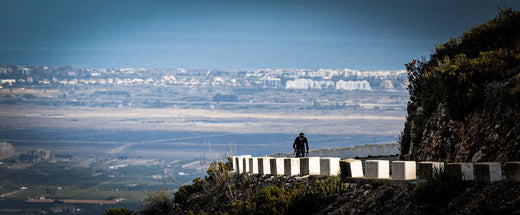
[1,0,519,70]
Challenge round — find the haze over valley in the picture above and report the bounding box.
[0,66,407,213]
[0,66,407,157]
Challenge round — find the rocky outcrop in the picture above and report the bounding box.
[399,8,520,164]
[402,92,520,163]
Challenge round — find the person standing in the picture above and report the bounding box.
[293,133,309,157]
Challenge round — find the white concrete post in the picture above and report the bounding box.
[300,157,321,175]
[417,161,444,180]
[270,158,285,176]
[230,156,238,172]
[284,158,300,176]
[258,157,272,175]
[234,157,242,173]
[320,157,341,176]
[242,157,250,173]
[339,158,363,178]
[392,161,416,180]
[365,160,390,179]
[445,163,474,181]
[234,155,251,174]
[248,157,259,174]
[475,162,502,183]
[505,162,520,182]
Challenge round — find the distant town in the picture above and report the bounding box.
[0,65,409,112]
[0,65,406,91]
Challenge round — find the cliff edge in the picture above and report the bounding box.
[399,8,520,163]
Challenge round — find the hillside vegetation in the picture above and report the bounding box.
[399,8,520,163]
[127,160,520,215]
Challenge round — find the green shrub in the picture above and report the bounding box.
[185,209,210,215]
[173,177,203,206]
[253,185,293,215]
[291,176,344,214]
[171,160,231,212]
[413,167,468,208]
[223,184,297,214]
[308,176,343,199]
[206,161,231,183]
[139,188,174,215]
[227,176,344,215]
[102,208,136,215]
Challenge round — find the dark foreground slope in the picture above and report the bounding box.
[399,8,520,163]
[155,161,519,215]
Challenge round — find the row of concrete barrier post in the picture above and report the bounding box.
[229,156,520,183]
[231,156,341,177]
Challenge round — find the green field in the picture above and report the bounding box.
[0,155,203,214]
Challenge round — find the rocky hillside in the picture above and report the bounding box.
[142,161,520,215]
[399,8,520,163]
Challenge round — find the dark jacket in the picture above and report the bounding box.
[293,136,309,152]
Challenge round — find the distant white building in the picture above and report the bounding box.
[285,79,334,89]
[343,69,406,79]
[0,79,16,85]
[335,80,372,90]
[285,79,314,89]
[262,77,281,87]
